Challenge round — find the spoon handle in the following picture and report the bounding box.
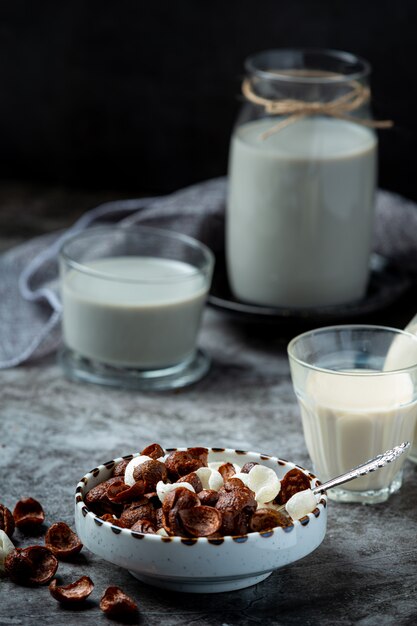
[313,442,410,495]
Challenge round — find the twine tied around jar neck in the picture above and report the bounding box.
[242,76,393,139]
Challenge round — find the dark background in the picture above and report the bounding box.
[0,1,416,199]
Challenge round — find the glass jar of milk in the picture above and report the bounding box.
[227,49,377,308]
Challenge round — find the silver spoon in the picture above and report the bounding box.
[278,441,410,512]
[312,441,410,495]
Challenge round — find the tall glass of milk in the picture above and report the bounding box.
[288,325,417,504]
[59,226,214,391]
[227,49,377,308]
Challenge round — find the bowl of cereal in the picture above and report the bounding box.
[75,445,327,593]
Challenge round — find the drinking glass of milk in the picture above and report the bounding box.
[59,226,214,391]
[288,325,417,504]
[227,49,381,308]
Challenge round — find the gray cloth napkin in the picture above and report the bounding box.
[0,176,416,369]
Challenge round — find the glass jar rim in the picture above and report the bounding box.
[287,324,417,376]
[59,225,214,284]
[245,48,371,84]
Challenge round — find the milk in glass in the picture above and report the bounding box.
[62,256,208,369]
[227,117,377,307]
[299,370,417,491]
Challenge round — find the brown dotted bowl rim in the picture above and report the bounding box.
[75,447,327,543]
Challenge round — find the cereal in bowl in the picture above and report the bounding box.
[83,444,320,537]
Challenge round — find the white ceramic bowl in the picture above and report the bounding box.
[75,448,327,593]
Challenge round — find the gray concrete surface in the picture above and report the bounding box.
[1,187,417,625]
[1,307,417,626]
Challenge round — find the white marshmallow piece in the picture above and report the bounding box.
[285,489,318,520]
[247,465,281,504]
[156,481,195,503]
[0,530,14,574]
[195,467,224,491]
[124,455,152,486]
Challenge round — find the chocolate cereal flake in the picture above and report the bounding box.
[100,586,138,620]
[215,480,257,536]
[101,514,127,528]
[120,500,156,528]
[249,508,292,532]
[13,498,45,531]
[0,504,15,538]
[140,443,164,460]
[179,505,222,537]
[197,489,219,507]
[130,518,156,534]
[132,459,168,491]
[165,451,205,481]
[187,447,209,465]
[85,476,122,515]
[45,522,83,559]
[112,459,129,477]
[49,576,94,603]
[162,487,200,536]
[107,480,146,504]
[217,463,236,481]
[5,546,58,585]
[275,468,311,505]
[175,471,203,493]
[241,462,259,474]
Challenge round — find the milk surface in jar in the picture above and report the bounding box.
[227,117,376,307]
[226,49,378,308]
